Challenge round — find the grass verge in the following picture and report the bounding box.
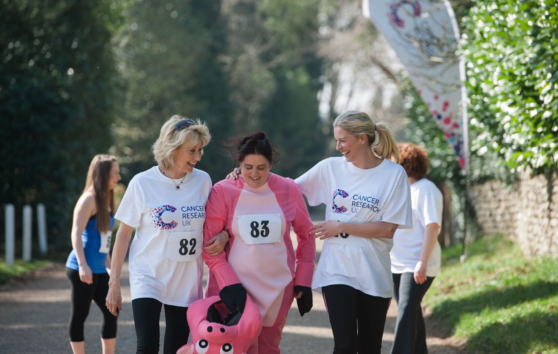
[0,258,52,284]
[424,235,558,353]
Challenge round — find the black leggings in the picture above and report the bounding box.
[132,298,189,354]
[66,267,117,342]
[322,284,391,354]
[391,273,435,354]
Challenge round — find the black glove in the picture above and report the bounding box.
[219,283,247,313]
[294,285,313,317]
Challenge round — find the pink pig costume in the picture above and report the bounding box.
[203,173,316,354]
[177,295,262,354]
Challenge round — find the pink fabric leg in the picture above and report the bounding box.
[246,340,259,354]
[257,313,288,354]
[271,280,294,327]
[248,281,293,354]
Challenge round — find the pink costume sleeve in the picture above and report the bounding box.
[203,183,242,288]
[290,180,315,287]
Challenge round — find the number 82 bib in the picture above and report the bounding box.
[167,230,202,262]
[238,214,282,245]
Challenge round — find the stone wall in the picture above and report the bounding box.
[471,172,558,257]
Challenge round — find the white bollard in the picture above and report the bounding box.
[37,203,47,255]
[5,204,15,267]
[23,205,32,262]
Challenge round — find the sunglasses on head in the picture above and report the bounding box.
[174,119,195,131]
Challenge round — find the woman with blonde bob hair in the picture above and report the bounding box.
[106,115,227,354]
[296,110,412,354]
[66,154,121,354]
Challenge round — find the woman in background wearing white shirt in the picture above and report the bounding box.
[296,111,413,354]
[105,116,227,354]
[390,143,443,354]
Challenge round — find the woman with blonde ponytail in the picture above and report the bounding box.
[296,110,412,354]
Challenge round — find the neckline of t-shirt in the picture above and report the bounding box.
[411,178,428,189]
[344,157,388,174]
[152,166,194,185]
[239,173,272,192]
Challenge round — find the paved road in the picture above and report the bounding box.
[0,236,465,353]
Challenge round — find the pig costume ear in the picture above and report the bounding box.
[176,343,194,354]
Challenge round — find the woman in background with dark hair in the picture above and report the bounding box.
[390,143,443,354]
[203,132,316,354]
[66,154,121,354]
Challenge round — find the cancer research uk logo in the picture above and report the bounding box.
[150,204,206,229]
[150,205,178,230]
[332,189,382,214]
[332,189,350,213]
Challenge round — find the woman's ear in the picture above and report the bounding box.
[360,134,368,145]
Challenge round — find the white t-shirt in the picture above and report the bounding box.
[295,157,412,298]
[115,166,212,307]
[391,178,443,277]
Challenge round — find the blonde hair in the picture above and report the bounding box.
[153,115,211,171]
[333,110,400,163]
[83,154,117,233]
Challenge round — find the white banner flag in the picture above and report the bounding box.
[363,0,468,170]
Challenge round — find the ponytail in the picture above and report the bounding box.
[372,122,400,163]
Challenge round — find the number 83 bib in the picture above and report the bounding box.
[167,230,202,262]
[237,214,282,245]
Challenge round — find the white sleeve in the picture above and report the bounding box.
[202,173,213,202]
[115,176,145,228]
[419,182,443,228]
[295,159,328,206]
[381,173,413,229]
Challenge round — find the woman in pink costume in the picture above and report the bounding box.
[203,132,315,354]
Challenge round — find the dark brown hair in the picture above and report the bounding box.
[83,154,117,233]
[229,132,279,165]
[398,143,429,180]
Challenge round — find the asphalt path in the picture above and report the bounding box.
[0,233,465,353]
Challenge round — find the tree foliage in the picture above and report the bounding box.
[462,0,558,173]
[0,0,125,247]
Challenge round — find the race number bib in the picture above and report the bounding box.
[99,231,111,253]
[238,214,282,245]
[326,215,362,247]
[167,230,202,262]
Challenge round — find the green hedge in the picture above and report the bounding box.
[462,0,558,173]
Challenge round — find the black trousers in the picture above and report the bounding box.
[66,267,118,342]
[391,273,435,354]
[132,298,189,354]
[323,284,391,354]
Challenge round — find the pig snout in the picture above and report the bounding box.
[197,320,238,344]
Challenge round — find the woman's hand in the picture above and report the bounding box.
[225,168,241,180]
[79,264,93,284]
[309,221,342,240]
[413,261,428,285]
[294,290,304,299]
[204,230,230,256]
[106,281,122,317]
